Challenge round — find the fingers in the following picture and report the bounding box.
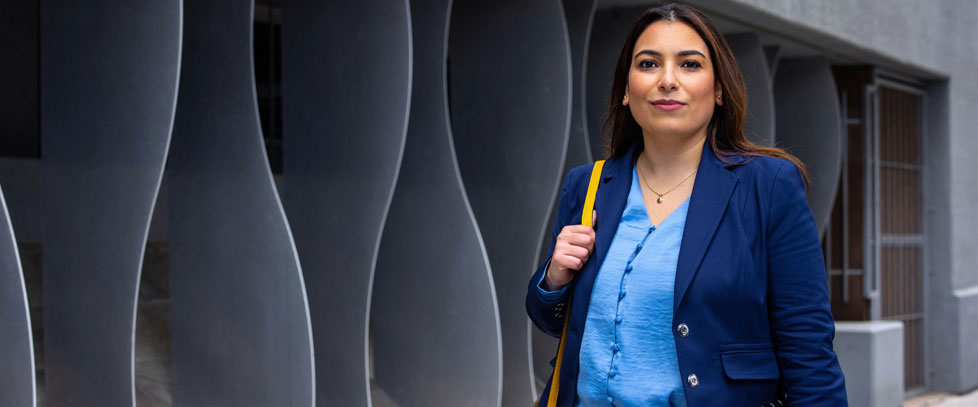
[562,224,596,236]
[559,228,593,243]
[556,242,590,260]
[554,252,586,270]
[550,213,599,276]
[558,226,594,249]
[552,224,595,273]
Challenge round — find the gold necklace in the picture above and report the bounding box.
[636,160,697,204]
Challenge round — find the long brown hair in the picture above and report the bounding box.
[602,3,809,186]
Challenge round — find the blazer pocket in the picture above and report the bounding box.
[720,347,781,380]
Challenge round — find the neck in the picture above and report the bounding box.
[638,131,707,176]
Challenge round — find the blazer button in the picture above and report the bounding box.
[677,323,689,338]
[687,374,699,388]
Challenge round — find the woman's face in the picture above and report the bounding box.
[624,20,720,141]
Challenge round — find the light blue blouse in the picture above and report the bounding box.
[539,165,689,407]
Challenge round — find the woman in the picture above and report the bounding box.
[526,4,847,406]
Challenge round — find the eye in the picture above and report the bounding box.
[681,60,702,69]
[638,59,657,69]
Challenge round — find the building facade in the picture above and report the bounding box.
[0,0,975,406]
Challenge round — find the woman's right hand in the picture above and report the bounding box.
[543,211,596,291]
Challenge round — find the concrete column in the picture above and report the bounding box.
[370,0,502,405]
[168,1,314,405]
[280,0,411,405]
[449,0,572,403]
[834,321,904,407]
[39,2,180,404]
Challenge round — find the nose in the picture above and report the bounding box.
[658,65,678,92]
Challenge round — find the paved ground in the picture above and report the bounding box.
[371,385,978,407]
[906,389,978,407]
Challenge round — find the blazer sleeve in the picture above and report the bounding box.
[765,161,848,406]
[526,165,586,338]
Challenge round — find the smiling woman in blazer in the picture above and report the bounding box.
[527,4,847,407]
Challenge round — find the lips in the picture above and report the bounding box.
[651,99,685,111]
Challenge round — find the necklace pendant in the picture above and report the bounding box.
[656,196,663,204]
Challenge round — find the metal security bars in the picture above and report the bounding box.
[873,80,926,394]
[826,68,928,396]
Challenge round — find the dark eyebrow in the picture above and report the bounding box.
[634,49,707,59]
[634,49,661,58]
[678,50,707,58]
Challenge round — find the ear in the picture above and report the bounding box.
[715,84,723,106]
[622,85,629,106]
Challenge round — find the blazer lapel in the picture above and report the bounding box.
[673,142,740,310]
[573,145,637,314]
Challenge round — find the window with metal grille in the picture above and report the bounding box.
[875,81,926,394]
[826,67,926,396]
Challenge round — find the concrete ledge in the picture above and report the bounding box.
[954,287,978,392]
[834,321,904,407]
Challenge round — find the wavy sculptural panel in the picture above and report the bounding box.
[38,2,180,405]
[586,7,647,159]
[449,0,572,404]
[0,186,35,407]
[280,0,411,406]
[561,0,599,170]
[168,1,314,405]
[774,57,843,236]
[371,0,502,405]
[727,32,776,146]
[531,0,599,387]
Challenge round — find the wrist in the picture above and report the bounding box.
[542,267,567,292]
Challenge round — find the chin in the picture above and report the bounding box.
[643,124,699,138]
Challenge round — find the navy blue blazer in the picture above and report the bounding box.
[527,142,847,406]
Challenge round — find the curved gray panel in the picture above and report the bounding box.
[727,33,775,146]
[531,0,599,387]
[586,6,646,159]
[773,57,842,236]
[764,45,782,78]
[168,1,314,405]
[563,0,599,164]
[280,0,411,406]
[39,2,180,405]
[371,0,502,405]
[449,1,571,405]
[0,186,35,407]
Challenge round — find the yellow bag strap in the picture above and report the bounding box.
[543,160,604,407]
[580,160,604,229]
